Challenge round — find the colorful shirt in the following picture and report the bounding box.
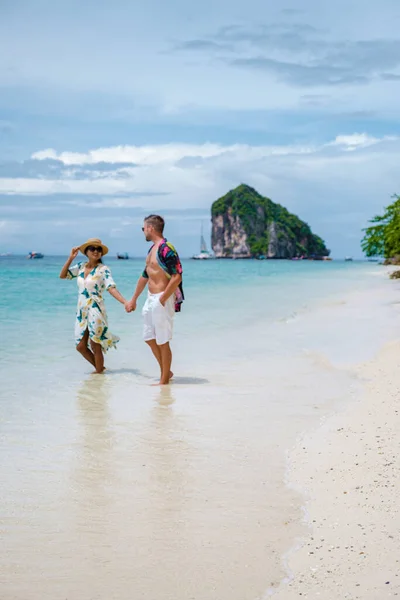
[142,239,184,312]
[67,262,120,352]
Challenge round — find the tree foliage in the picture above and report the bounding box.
[361,195,400,258]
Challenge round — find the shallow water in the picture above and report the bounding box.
[0,257,398,599]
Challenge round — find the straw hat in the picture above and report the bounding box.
[79,238,109,256]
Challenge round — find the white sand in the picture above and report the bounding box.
[273,341,400,599]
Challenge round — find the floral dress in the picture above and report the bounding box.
[67,262,120,352]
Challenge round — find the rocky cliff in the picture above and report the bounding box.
[211,184,330,259]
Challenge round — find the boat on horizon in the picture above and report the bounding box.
[117,252,129,260]
[192,225,214,260]
[345,256,353,261]
[307,255,332,261]
[28,252,44,259]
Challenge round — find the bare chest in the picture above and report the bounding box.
[146,247,167,280]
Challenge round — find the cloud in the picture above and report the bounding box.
[0,188,211,256]
[0,135,396,200]
[381,73,400,81]
[0,120,14,135]
[32,144,234,166]
[30,134,398,167]
[0,158,142,180]
[1,0,400,126]
[0,133,399,257]
[0,176,165,196]
[174,22,325,58]
[176,22,400,87]
[0,141,313,195]
[280,9,304,15]
[231,56,369,86]
[173,39,232,53]
[328,133,397,151]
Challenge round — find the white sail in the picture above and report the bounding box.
[192,223,214,259]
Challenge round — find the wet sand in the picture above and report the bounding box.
[274,341,400,599]
[1,377,307,600]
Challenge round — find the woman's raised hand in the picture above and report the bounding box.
[69,246,80,260]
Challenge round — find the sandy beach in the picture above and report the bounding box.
[274,340,400,599]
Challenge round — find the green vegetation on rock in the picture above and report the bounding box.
[211,184,329,258]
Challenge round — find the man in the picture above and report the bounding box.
[125,215,183,385]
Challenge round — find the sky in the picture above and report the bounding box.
[1,0,400,257]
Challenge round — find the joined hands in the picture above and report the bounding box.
[125,299,136,313]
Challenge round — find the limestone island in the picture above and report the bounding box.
[211,184,330,259]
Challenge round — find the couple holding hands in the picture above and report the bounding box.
[60,215,183,385]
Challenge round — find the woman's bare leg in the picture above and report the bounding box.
[90,339,105,374]
[76,329,96,367]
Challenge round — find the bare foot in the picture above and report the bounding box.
[161,370,174,385]
[151,371,173,386]
[92,367,106,375]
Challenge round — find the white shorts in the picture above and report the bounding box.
[142,292,175,346]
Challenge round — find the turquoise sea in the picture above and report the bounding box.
[0,256,398,600]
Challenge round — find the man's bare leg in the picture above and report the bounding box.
[146,339,162,371]
[90,339,105,374]
[77,329,96,367]
[146,339,173,381]
[159,342,172,385]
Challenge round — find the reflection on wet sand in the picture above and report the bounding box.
[157,385,177,406]
[65,379,196,600]
[75,375,115,499]
[65,376,117,598]
[63,379,299,600]
[114,384,197,599]
[143,385,191,543]
[2,375,302,600]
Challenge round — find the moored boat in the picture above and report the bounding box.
[192,225,214,260]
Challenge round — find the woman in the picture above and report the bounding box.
[60,238,127,373]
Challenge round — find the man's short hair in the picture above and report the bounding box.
[144,214,165,234]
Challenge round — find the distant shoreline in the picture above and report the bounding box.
[0,254,374,261]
